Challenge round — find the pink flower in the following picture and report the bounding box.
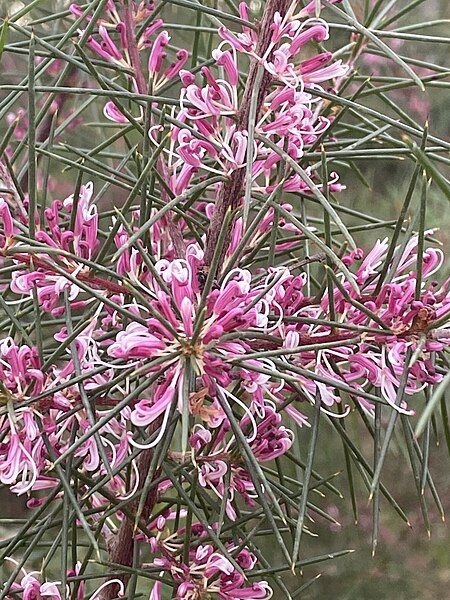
[0,198,14,247]
[212,49,239,85]
[149,581,162,600]
[9,573,62,599]
[296,0,343,18]
[218,3,258,53]
[148,31,170,74]
[146,523,272,599]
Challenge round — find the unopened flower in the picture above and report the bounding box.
[147,523,272,599]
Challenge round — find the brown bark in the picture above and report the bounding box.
[120,0,147,97]
[98,421,161,600]
[120,0,185,259]
[100,3,291,597]
[203,0,292,268]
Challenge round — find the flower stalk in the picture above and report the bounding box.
[203,0,293,268]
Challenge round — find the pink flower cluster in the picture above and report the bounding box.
[147,519,272,599]
[0,0,449,597]
[0,328,132,499]
[4,559,124,600]
[72,0,347,198]
[70,0,189,118]
[8,571,62,600]
[0,176,448,502]
[167,3,348,197]
[190,406,293,518]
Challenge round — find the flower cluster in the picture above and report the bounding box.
[187,407,294,519]
[72,0,347,198]
[0,330,133,499]
[1,174,448,502]
[4,559,124,600]
[0,0,449,598]
[166,2,348,197]
[147,520,272,599]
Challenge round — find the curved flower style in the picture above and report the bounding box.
[0,330,133,499]
[147,521,272,599]
[190,406,293,518]
[1,172,449,503]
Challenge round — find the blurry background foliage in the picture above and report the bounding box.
[0,1,449,598]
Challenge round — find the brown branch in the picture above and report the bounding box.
[120,0,147,96]
[203,0,292,268]
[120,0,185,259]
[98,418,162,600]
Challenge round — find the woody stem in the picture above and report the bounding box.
[203,0,292,268]
[121,0,185,258]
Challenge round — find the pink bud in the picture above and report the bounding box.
[180,69,195,86]
[298,0,343,17]
[143,19,164,40]
[0,198,14,239]
[164,49,189,80]
[212,49,239,86]
[99,25,122,61]
[148,31,170,74]
[290,24,329,55]
[69,3,84,17]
